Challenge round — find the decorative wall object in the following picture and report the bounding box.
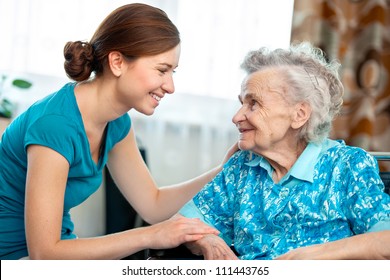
[291,0,390,155]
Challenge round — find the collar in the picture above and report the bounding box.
[245,140,339,184]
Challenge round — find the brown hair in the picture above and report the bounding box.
[64,3,180,82]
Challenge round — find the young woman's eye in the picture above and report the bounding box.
[158,69,167,74]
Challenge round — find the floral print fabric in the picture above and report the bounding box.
[189,140,390,260]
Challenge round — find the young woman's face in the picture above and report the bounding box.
[232,68,296,155]
[118,44,181,115]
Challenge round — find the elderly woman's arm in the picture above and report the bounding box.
[276,230,390,260]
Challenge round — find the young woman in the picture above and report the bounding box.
[0,3,236,260]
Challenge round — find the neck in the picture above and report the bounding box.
[264,140,308,183]
[75,78,125,128]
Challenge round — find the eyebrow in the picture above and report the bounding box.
[158,62,178,69]
[237,93,260,104]
[243,93,258,100]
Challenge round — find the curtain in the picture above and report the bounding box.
[291,0,390,154]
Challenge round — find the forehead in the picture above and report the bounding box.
[240,68,285,99]
[137,44,181,68]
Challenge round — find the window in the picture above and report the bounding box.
[0,0,294,99]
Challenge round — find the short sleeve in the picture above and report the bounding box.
[24,115,79,165]
[179,200,209,224]
[106,113,131,150]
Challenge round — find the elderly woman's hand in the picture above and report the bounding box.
[185,234,238,260]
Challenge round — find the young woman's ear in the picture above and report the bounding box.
[108,51,125,77]
[291,102,311,129]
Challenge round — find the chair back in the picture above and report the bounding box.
[369,152,390,194]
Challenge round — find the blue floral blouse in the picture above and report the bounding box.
[180,139,390,260]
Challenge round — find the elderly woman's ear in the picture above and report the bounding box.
[291,102,311,129]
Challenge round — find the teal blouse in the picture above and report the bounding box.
[0,83,131,259]
[180,139,390,260]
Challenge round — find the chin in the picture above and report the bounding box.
[238,141,252,151]
[136,108,156,116]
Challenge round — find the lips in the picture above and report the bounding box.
[238,127,253,133]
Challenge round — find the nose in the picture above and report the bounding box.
[162,73,175,94]
[232,106,246,125]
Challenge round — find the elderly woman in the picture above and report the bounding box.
[179,42,390,260]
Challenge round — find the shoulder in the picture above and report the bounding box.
[30,82,76,109]
[220,150,255,181]
[335,142,375,166]
[24,114,82,164]
[107,113,131,146]
[319,139,376,168]
[110,113,131,130]
[224,150,253,169]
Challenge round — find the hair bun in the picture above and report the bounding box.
[63,41,94,82]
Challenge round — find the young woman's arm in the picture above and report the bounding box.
[25,144,218,259]
[107,127,238,224]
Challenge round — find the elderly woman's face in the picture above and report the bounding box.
[232,68,297,154]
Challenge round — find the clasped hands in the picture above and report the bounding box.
[185,234,239,260]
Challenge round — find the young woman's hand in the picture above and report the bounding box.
[221,142,239,166]
[144,215,220,250]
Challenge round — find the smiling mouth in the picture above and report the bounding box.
[238,128,252,133]
[150,93,161,102]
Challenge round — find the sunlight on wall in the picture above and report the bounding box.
[175,0,294,99]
